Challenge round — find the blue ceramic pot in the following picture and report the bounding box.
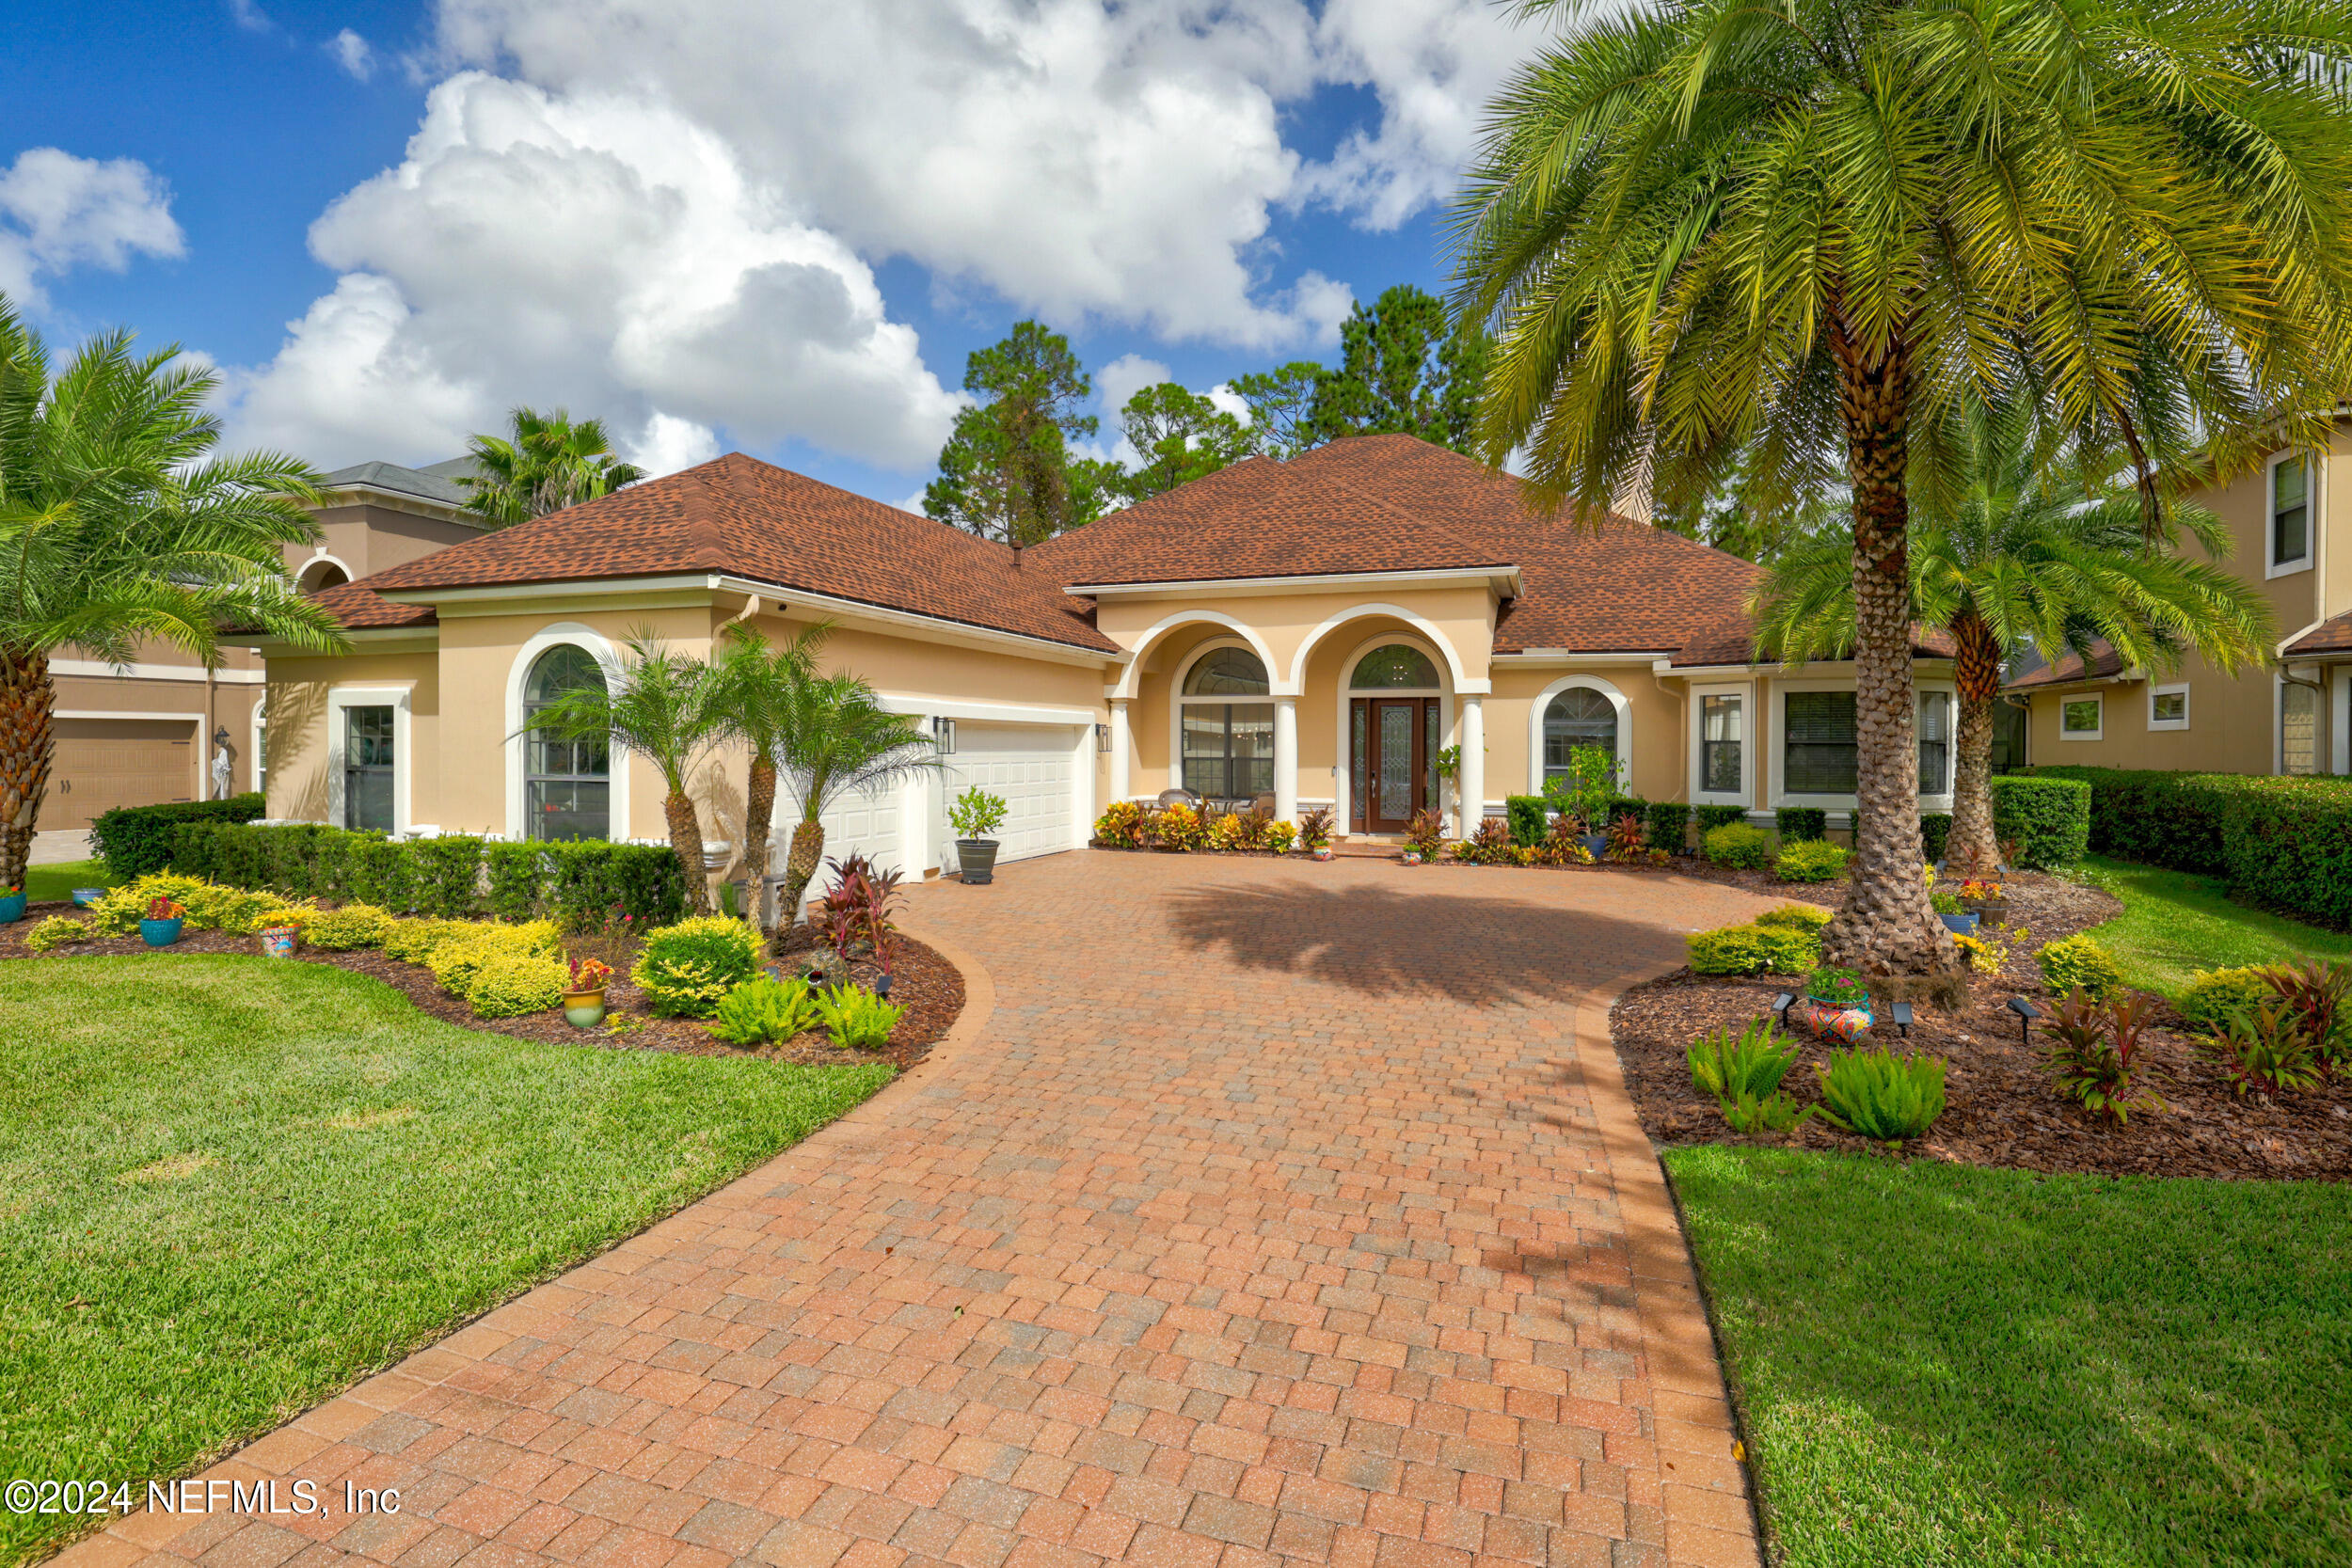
[1939,911,1979,936]
[1580,832,1609,858]
[139,916,184,948]
[72,887,104,907]
[0,892,24,924]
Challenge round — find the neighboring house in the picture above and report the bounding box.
[2006,423,2351,775]
[45,457,484,828]
[235,436,1963,877]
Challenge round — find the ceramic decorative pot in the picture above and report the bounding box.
[72,887,104,907]
[1939,911,1979,936]
[564,990,608,1029]
[1401,848,1423,865]
[259,926,301,958]
[957,838,1000,885]
[139,916,184,948]
[1311,847,1333,862]
[0,892,25,924]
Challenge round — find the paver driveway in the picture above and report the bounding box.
[63,853,1783,1568]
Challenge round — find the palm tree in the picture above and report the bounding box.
[0,297,342,889]
[716,618,830,902]
[459,407,644,528]
[1452,0,2352,975]
[529,632,730,913]
[772,674,939,927]
[1756,396,2277,879]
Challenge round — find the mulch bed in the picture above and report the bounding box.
[1613,873,2352,1180]
[1,901,963,1071]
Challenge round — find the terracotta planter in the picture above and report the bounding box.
[258,926,301,958]
[564,989,609,1029]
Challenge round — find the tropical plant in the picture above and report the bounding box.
[1535,807,1596,866]
[1603,812,1647,863]
[1295,805,1335,852]
[711,974,822,1045]
[631,915,762,1018]
[1554,744,1618,833]
[1720,1089,1816,1136]
[814,984,904,1050]
[1404,807,1447,859]
[2044,990,2163,1123]
[1263,818,1297,854]
[1151,801,1206,851]
[1095,800,1147,847]
[1454,0,2352,974]
[2260,959,2352,1070]
[455,406,644,528]
[715,620,830,905]
[818,851,902,973]
[0,298,343,889]
[1805,968,1870,1007]
[1753,397,2275,878]
[948,785,1008,840]
[527,632,732,912]
[2204,999,2323,1100]
[772,674,940,926]
[565,955,613,992]
[1688,1019,1799,1101]
[1814,1050,1947,1144]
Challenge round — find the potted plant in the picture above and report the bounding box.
[0,885,23,924]
[1560,745,1620,859]
[72,887,105,907]
[564,957,613,1028]
[949,785,1009,884]
[139,895,186,948]
[1298,806,1336,862]
[1804,965,1874,1026]
[1955,879,2009,921]
[1403,806,1444,865]
[257,911,304,958]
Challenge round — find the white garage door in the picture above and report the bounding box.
[774,780,903,879]
[943,723,1077,867]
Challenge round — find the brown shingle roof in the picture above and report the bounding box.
[358,452,1116,652]
[2006,641,2132,689]
[310,579,437,629]
[2285,610,2352,657]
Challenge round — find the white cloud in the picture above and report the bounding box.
[230,0,273,32]
[222,73,963,471]
[326,29,375,80]
[628,412,720,478]
[0,148,184,309]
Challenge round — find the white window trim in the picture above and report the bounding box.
[326,684,413,836]
[1768,676,1958,810]
[1688,681,1753,807]
[506,624,630,841]
[2267,450,2312,578]
[2148,682,2190,732]
[295,551,356,594]
[1916,689,1955,796]
[2059,692,2106,742]
[1527,673,1631,796]
[1332,633,1452,834]
[1168,637,1278,805]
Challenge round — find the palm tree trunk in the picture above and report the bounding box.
[1821,320,1952,977]
[745,754,777,879]
[1947,611,2005,879]
[662,789,713,914]
[0,652,55,893]
[783,817,826,929]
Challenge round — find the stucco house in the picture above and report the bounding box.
[240,435,1963,876]
[2007,422,2351,776]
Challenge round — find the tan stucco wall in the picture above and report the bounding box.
[1486,662,1686,805]
[1096,584,1498,696]
[292,502,485,589]
[264,650,441,827]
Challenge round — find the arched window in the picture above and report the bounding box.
[1349,644,1439,689]
[524,645,610,840]
[1543,687,1620,786]
[1179,646,1272,805]
[298,560,349,594]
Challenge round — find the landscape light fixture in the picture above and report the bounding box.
[2005,995,2041,1044]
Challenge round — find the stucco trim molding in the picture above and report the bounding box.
[1112,610,1284,700]
[1527,673,1633,795]
[1285,602,1485,695]
[505,624,632,842]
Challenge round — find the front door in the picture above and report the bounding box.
[1351,696,1438,833]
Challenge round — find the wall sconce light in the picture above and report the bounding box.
[931,716,956,754]
[1096,723,1112,753]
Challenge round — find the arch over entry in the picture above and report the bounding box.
[1111,610,1283,700]
[1285,603,1483,695]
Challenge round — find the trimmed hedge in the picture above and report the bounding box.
[1775,806,1828,843]
[2023,766,2226,869]
[1504,796,1549,848]
[1694,804,1749,832]
[161,819,686,927]
[89,793,266,879]
[1989,775,2090,869]
[1920,813,1952,864]
[1646,801,1692,854]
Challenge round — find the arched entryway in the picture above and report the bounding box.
[1343,639,1449,834]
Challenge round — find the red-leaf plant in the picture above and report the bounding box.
[818,852,904,975]
[2043,989,2164,1123]
[2261,959,2352,1071]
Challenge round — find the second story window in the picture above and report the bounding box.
[2272,454,2310,571]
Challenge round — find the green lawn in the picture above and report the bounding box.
[0,958,892,1568]
[23,857,114,903]
[1667,1147,2352,1567]
[2074,854,2352,999]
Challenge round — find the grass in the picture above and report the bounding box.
[23,858,115,903]
[2074,853,2352,999]
[1666,1147,2352,1567]
[0,957,892,1568]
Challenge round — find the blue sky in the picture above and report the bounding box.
[0,0,1534,506]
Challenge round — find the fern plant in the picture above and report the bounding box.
[1815,1050,1947,1144]
[1687,1019,1798,1101]
[815,984,904,1050]
[711,974,821,1045]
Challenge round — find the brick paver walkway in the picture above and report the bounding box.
[61,853,1782,1568]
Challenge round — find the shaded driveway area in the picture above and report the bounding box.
[64,853,1782,1568]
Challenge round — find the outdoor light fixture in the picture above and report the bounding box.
[931,716,956,754]
[2006,995,2041,1044]
[1771,993,1794,1027]
[1096,722,1112,753]
[1889,1001,1914,1039]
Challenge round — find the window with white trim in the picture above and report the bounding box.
[2061,696,2103,740]
[524,645,611,840]
[2149,683,2188,731]
[1181,647,1274,802]
[1543,689,1619,787]
[1700,694,1742,795]
[1783,690,1857,794]
[2273,454,2310,571]
[1917,691,1951,794]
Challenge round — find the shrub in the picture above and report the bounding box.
[1534,809,1595,866]
[1207,812,1249,851]
[632,916,762,1017]
[464,951,568,1019]
[1094,800,1146,847]
[711,974,822,1044]
[1775,806,1827,843]
[1453,816,1517,864]
[814,984,903,1049]
[1688,926,1769,974]
[1814,1049,1947,1142]
[1152,802,1206,851]
[1405,807,1446,858]
[1721,1090,1816,1134]
[381,917,473,964]
[485,841,547,922]
[405,834,485,918]
[1688,1019,1799,1101]
[24,914,89,954]
[1756,903,1832,931]
[1600,812,1646,862]
[1804,966,1870,1006]
[818,853,901,969]
[1952,927,2015,974]
[2176,966,2275,1033]
[2259,959,2352,1069]
[1295,806,1334,852]
[306,903,393,950]
[1504,796,1550,847]
[1646,801,1692,855]
[2217,775,2352,929]
[1703,823,1771,869]
[1263,819,1297,854]
[949,785,1009,839]
[2043,990,2163,1123]
[2202,999,2323,1099]
[1694,804,1748,833]
[1989,775,2090,868]
[427,921,561,997]
[2037,933,2122,999]
[250,904,315,933]
[88,794,267,879]
[1776,839,1851,882]
[1919,814,1952,864]
[87,874,262,936]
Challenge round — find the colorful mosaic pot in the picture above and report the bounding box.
[1794,1000,1873,1044]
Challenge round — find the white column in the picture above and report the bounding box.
[1458,696,1485,837]
[1273,696,1299,824]
[1071,721,1096,847]
[1109,698,1132,801]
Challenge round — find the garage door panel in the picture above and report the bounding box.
[773,781,903,879]
[52,719,197,827]
[944,723,1075,867]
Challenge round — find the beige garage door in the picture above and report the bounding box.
[52,719,197,826]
